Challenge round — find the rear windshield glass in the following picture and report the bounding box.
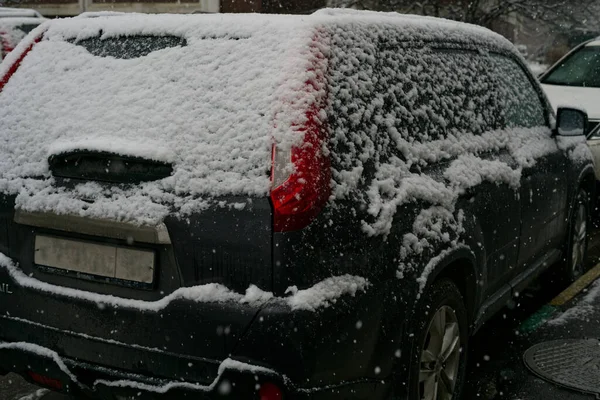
[71,35,187,59]
[542,46,600,87]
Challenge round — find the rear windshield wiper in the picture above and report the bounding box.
[48,151,173,184]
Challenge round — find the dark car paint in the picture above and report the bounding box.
[517,147,570,269]
[0,32,597,400]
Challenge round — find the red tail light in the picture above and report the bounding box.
[270,103,330,232]
[258,382,283,400]
[270,33,330,233]
[0,33,43,93]
[0,31,12,58]
[27,371,64,390]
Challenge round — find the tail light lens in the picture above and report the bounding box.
[270,31,330,233]
[27,371,63,390]
[0,31,10,59]
[258,382,283,400]
[0,32,43,93]
[270,104,330,232]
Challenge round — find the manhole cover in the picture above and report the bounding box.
[524,339,600,397]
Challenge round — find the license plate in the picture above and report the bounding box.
[34,235,155,284]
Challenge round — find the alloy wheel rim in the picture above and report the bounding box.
[571,202,587,278]
[419,305,461,400]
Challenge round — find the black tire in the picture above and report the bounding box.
[404,279,468,400]
[560,188,590,284]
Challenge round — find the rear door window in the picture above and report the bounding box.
[375,47,501,143]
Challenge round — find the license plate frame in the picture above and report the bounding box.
[34,235,156,287]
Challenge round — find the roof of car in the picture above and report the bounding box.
[0,7,43,18]
[38,9,513,53]
[0,16,46,27]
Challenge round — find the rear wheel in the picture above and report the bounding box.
[406,279,468,400]
[562,189,589,283]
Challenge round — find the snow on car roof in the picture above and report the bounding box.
[0,7,43,18]
[0,11,515,225]
[314,8,512,50]
[0,17,46,27]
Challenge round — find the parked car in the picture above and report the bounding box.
[540,38,600,181]
[0,10,594,400]
[0,8,45,61]
[0,7,43,18]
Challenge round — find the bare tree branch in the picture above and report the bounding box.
[326,0,600,34]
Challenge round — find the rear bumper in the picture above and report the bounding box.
[0,254,392,399]
[0,341,388,400]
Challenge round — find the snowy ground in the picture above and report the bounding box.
[0,376,50,400]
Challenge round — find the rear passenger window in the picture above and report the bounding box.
[491,55,547,128]
[375,47,502,142]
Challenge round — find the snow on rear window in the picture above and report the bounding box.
[0,14,323,224]
[71,35,187,59]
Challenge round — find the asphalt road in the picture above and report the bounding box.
[3,231,600,400]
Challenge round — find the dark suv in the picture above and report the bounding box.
[0,9,594,400]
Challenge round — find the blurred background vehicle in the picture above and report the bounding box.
[540,38,600,181]
[0,7,45,61]
[0,6,43,18]
[540,38,600,128]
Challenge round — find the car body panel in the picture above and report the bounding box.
[541,84,600,121]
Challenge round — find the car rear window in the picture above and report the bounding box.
[71,35,187,59]
[542,45,600,88]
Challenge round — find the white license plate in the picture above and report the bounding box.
[34,235,155,284]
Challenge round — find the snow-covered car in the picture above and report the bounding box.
[540,38,600,179]
[0,8,45,61]
[0,7,43,18]
[0,10,594,400]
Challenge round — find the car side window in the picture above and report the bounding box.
[375,46,502,143]
[490,55,547,129]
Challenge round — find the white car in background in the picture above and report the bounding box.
[540,38,600,179]
[0,7,43,18]
[0,7,45,61]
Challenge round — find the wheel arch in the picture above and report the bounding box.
[422,248,480,333]
[396,250,477,399]
[574,166,595,210]
[566,167,596,235]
